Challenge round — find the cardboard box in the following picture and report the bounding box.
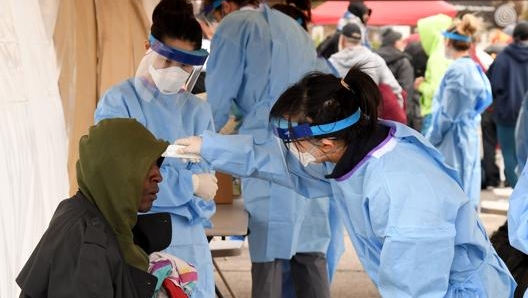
[214,171,233,204]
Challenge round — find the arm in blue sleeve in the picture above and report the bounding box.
[509,165,528,254]
[427,71,467,146]
[205,31,245,130]
[200,131,332,198]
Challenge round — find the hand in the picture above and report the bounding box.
[192,173,218,201]
[414,76,424,90]
[174,136,203,155]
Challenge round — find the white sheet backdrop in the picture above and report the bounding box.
[0,0,68,296]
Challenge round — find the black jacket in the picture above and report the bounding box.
[376,45,414,94]
[16,192,157,298]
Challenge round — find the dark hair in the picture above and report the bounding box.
[272,3,309,31]
[270,66,380,144]
[446,14,480,51]
[204,0,260,11]
[151,0,202,50]
[513,22,528,42]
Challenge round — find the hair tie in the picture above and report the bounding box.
[340,79,351,90]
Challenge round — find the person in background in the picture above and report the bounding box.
[516,92,528,174]
[176,66,517,297]
[487,21,528,188]
[317,0,371,58]
[329,23,406,123]
[336,0,371,48]
[201,0,342,297]
[17,118,170,298]
[425,14,491,209]
[480,43,502,189]
[272,0,311,31]
[404,33,428,131]
[375,27,414,122]
[94,1,219,297]
[414,14,453,134]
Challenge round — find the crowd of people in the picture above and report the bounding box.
[16,0,528,297]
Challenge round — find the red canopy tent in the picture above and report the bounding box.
[311,1,458,26]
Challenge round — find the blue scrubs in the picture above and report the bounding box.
[426,58,492,208]
[205,3,342,278]
[95,79,216,298]
[199,121,516,297]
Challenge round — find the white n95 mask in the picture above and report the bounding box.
[287,143,317,167]
[148,64,189,94]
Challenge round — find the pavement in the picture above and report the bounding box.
[212,186,514,298]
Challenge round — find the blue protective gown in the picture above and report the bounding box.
[515,93,528,174]
[426,57,492,208]
[199,121,516,297]
[205,3,342,274]
[95,79,216,298]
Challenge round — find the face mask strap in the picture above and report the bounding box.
[148,34,209,66]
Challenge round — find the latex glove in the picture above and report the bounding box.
[192,173,218,201]
[174,136,203,155]
[162,144,201,163]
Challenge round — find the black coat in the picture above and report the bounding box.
[16,192,157,298]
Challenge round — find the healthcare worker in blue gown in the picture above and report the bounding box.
[515,92,528,174]
[425,14,492,209]
[176,66,516,297]
[94,4,218,298]
[200,0,342,297]
[508,162,528,298]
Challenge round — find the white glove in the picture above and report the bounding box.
[174,136,203,155]
[192,173,218,201]
[162,144,201,163]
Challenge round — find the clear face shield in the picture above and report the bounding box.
[270,109,362,167]
[135,34,208,99]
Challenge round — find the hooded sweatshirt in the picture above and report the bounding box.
[329,45,403,100]
[416,14,453,116]
[488,42,528,125]
[17,118,169,298]
[76,118,169,270]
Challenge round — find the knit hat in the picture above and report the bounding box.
[381,28,402,46]
[342,23,362,41]
[347,1,371,20]
[513,22,528,41]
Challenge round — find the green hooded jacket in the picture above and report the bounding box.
[417,14,453,116]
[76,118,168,271]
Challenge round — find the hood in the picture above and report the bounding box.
[417,14,452,56]
[503,43,528,62]
[76,118,168,271]
[376,46,409,64]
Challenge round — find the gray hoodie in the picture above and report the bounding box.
[329,45,403,105]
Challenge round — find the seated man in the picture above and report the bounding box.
[16,118,171,298]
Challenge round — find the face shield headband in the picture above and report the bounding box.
[200,0,225,16]
[442,31,471,42]
[272,108,362,142]
[148,34,209,66]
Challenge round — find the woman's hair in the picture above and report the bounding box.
[151,0,202,50]
[204,0,260,11]
[446,14,481,51]
[272,3,309,31]
[270,66,380,144]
